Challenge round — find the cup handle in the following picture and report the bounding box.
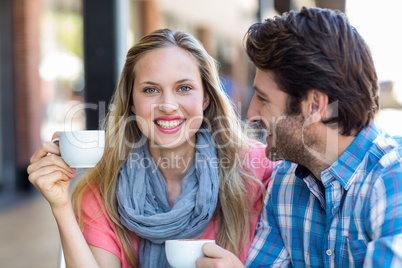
[47,138,61,157]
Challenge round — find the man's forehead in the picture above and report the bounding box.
[253,69,279,94]
[253,85,269,98]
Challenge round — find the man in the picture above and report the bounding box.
[198,6,402,268]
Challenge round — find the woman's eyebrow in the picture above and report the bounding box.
[176,78,196,83]
[138,78,196,86]
[138,81,159,86]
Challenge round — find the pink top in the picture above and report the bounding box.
[79,141,276,267]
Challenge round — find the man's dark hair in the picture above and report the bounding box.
[245,7,379,135]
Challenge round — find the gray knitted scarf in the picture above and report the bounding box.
[117,128,219,267]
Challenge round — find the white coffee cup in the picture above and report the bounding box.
[165,239,215,268]
[53,130,105,168]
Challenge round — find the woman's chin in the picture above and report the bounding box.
[149,138,194,151]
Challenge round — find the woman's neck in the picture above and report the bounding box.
[148,138,196,207]
[149,143,195,179]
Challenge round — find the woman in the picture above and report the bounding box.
[28,29,275,267]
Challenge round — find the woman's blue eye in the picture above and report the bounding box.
[178,86,191,92]
[144,88,157,93]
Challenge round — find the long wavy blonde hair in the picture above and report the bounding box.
[72,29,262,267]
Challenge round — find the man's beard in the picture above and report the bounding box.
[266,114,322,167]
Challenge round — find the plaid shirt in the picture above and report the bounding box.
[246,123,402,268]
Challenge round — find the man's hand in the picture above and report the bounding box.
[196,243,245,268]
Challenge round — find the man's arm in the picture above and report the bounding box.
[245,190,291,268]
[196,198,291,268]
[196,165,292,268]
[364,159,402,267]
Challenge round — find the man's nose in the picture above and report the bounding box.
[247,94,261,123]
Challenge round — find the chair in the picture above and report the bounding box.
[58,245,66,268]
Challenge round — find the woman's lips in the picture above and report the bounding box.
[155,119,185,129]
[154,116,185,134]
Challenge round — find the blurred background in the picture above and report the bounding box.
[0,0,401,267]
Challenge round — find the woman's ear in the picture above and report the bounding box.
[203,94,210,111]
[131,105,136,114]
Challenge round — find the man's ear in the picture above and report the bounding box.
[309,90,328,120]
[203,94,210,111]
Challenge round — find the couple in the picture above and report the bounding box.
[28,7,402,268]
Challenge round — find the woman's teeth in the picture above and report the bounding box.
[155,119,185,129]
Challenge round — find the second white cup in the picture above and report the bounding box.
[165,239,215,268]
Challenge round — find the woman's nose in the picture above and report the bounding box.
[158,103,179,114]
[157,92,179,114]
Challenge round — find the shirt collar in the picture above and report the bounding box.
[326,121,379,190]
[295,122,380,190]
[295,165,311,179]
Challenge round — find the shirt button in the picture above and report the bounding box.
[326,249,333,256]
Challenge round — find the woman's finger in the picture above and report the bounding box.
[31,170,72,209]
[30,141,61,164]
[51,131,60,141]
[28,165,76,185]
[28,153,75,176]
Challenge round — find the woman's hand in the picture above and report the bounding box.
[27,132,77,211]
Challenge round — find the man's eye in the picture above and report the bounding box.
[257,95,266,102]
[178,86,191,92]
[144,88,157,93]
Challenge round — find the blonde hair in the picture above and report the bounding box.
[72,29,262,267]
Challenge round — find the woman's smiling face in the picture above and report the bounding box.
[132,46,209,150]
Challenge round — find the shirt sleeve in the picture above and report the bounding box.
[245,168,292,267]
[364,156,402,267]
[79,186,123,259]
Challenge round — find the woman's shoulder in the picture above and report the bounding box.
[243,140,266,155]
[240,140,278,184]
[77,181,132,264]
[81,182,102,206]
[78,182,109,222]
[238,139,262,157]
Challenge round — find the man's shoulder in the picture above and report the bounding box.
[371,132,402,170]
[364,132,402,187]
[377,145,402,181]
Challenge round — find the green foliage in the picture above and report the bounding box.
[42,11,83,58]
